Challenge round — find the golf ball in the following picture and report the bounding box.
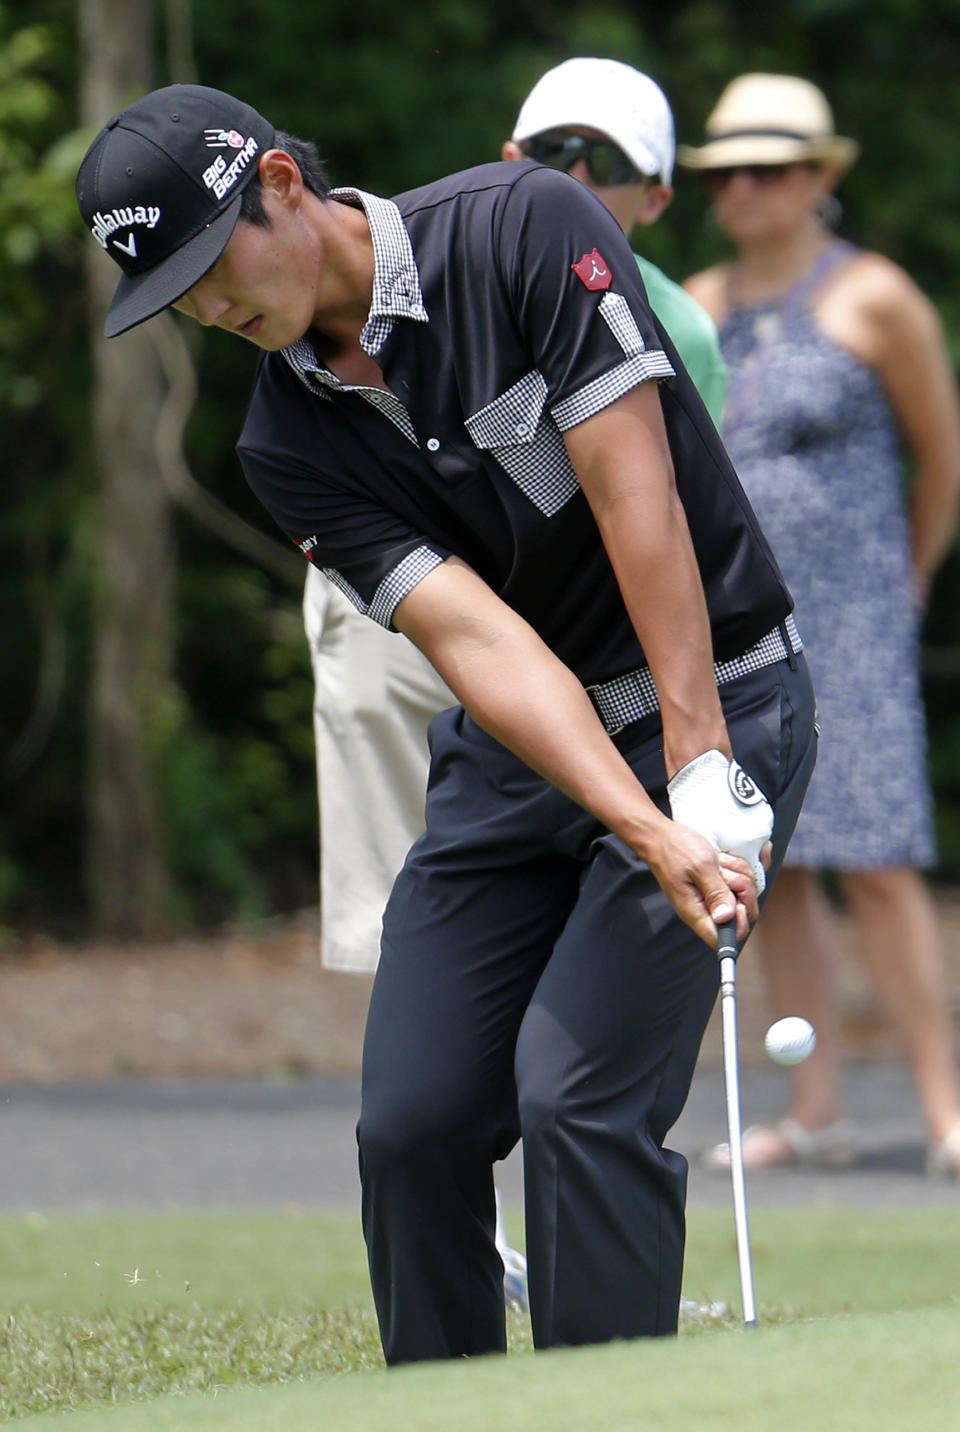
[764,1016,816,1065]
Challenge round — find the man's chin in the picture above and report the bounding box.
[247,319,312,352]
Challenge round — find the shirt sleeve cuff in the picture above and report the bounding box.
[550,350,675,432]
[322,544,449,630]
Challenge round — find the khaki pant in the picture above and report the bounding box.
[303,566,454,971]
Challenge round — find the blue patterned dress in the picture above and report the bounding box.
[719,243,935,868]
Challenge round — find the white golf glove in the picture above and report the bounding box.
[667,749,773,895]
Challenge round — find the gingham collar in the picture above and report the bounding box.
[281,187,427,384]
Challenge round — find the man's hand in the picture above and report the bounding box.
[667,749,773,894]
[643,821,760,946]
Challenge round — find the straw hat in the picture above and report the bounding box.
[677,73,859,175]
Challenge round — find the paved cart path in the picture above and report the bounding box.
[2,1061,956,1215]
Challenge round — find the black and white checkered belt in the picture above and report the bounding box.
[585,614,803,736]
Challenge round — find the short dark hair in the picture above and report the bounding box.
[240,131,331,227]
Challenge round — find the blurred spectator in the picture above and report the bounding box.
[303,574,452,972]
[502,57,727,428]
[682,73,960,1177]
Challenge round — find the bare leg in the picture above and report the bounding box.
[708,865,960,1173]
[841,866,960,1154]
[704,868,852,1168]
[755,867,847,1130]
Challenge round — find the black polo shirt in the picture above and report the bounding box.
[237,161,791,687]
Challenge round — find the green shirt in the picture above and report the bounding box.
[635,254,727,430]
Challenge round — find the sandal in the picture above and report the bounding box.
[927,1124,960,1179]
[701,1117,856,1172]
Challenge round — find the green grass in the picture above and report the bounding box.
[0,1210,370,1316]
[11,1308,960,1432]
[683,1205,960,1318]
[0,1210,380,1421]
[3,1207,960,1427]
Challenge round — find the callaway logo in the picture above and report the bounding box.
[204,128,246,149]
[201,136,260,200]
[728,761,765,807]
[89,205,162,254]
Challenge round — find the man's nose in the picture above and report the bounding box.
[185,283,231,326]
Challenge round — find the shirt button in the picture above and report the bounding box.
[514,422,530,438]
[426,437,440,452]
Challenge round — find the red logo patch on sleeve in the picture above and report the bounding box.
[572,249,613,291]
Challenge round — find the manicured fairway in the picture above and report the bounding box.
[4,1207,959,1427]
[11,1307,960,1432]
[0,1209,371,1316]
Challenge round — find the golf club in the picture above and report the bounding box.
[717,917,758,1328]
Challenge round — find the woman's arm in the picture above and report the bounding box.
[840,256,960,604]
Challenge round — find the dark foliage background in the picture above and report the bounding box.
[4,0,960,933]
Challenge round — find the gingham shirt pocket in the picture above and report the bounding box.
[465,370,579,517]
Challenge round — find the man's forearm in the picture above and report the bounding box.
[596,482,728,776]
[426,603,669,855]
[564,385,728,777]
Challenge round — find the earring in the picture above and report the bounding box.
[818,193,843,230]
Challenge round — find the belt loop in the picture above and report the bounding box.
[779,620,798,670]
[585,684,625,736]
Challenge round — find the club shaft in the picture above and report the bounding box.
[717,923,758,1328]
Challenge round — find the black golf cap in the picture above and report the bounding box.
[76,84,276,337]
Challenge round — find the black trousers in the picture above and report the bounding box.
[358,655,817,1364]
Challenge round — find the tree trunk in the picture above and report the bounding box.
[78,0,174,934]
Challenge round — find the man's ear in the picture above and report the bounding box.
[633,183,674,228]
[501,140,526,162]
[258,149,303,206]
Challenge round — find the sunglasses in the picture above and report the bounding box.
[522,131,651,187]
[702,163,808,192]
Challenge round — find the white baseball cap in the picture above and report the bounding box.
[511,58,675,185]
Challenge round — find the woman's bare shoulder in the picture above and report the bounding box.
[840,249,937,328]
[682,264,730,324]
[820,247,945,373]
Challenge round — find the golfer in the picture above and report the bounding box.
[77,84,816,1364]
